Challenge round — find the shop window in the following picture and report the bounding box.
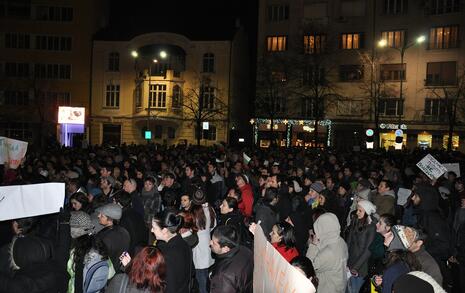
[426,61,456,86]
[380,132,407,149]
[102,124,121,145]
[417,133,432,148]
[443,135,459,149]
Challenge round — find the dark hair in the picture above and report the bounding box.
[163,172,176,180]
[14,217,38,235]
[144,176,156,184]
[153,209,183,234]
[385,250,421,271]
[192,204,216,230]
[178,211,198,233]
[129,246,166,292]
[379,213,396,228]
[263,187,279,204]
[223,197,238,211]
[72,234,108,272]
[114,191,132,209]
[228,188,242,202]
[69,192,90,211]
[380,179,394,190]
[290,256,319,289]
[274,222,297,249]
[212,225,239,249]
[312,207,327,222]
[414,228,428,243]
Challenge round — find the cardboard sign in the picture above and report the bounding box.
[0,136,28,169]
[442,163,461,178]
[253,225,316,293]
[0,183,65,221]
[416,154,448,180]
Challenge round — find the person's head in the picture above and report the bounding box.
[100,165,112,177]
[220,197,238,214]
[210,225,239,255]
[378,180,393,194]
[228,188,242,202]
[306,182,324,200]
[70,192,90,211]
[235,174,247,188]
[290,256,318,289]
[97,203,122,227]
[123,178,137,193]
[447,171,457,182]
[180,194,192,210]
[12,217,38,236]
[258,175,268,187]
[185,164,195,178]
[408,228,427,253]
[144,176,156,191]
[266,174,279,188]
[163,173,175,187]
[69,211,94,239]
[233,161,242,173]
[356,200,377,222]
[68,178,80,194]
[263,187,279,206]
[128,246,166,292]
[178,211,198,233]
[337,182,351,196]
[376,213,396,235]
[207,161,216,174]
[270,222,296,248]
[343,166,352,177]
[325,177,335,190]
[151,209,183,241]
[100,176,114,190]
[455,179,464,192]
[114,192,132,209]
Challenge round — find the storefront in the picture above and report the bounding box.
[251,118,332,148]
[379,132,407,150]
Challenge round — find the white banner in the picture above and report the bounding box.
[0,183,65,221]
[0,136,28,169]
[253,225,316,293]
[416,154,448,180]
[442,163,460,178]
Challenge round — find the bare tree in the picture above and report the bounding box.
[425,64,465,151]
[182,75,228,146]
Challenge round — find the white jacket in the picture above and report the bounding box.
[193,203,216,269]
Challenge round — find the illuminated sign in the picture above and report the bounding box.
[203,122,209,130]
[379,123,407,130]
[395,129,404,137]
[145,131,152,139]
[58,107,85,125]
[366,129,374,136]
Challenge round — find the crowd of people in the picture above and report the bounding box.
[0,143,464,293]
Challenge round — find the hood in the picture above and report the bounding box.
[356,188,371,200]
[10,236,53,270]
[415,184,439,212]
[380,189,396,198]
[313,213,341,245]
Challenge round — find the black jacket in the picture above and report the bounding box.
[157,234,192,293]
[254,203,278,238]
[96,225,130,271]
[210,245,253,293]
[120,207,149,255]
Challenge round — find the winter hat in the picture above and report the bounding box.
[310,182,325,194]
[70,211,94,238]
[393,271,446,293]
[191,187,206,205]
[357,200,377,216]
[388,225,417,251]
[97,203,122,220]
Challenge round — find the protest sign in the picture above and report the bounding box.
[397,188,412,206]
[416,154,448,180]
[253,224,316,293]
[0,137,6,164]
[0,183,65,221]
[0,136,28,169]
[243,153,251,164]
[442,163,461,178]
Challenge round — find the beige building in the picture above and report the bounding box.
[0,0,108,147]
[90,30,249,146]
[255,0,465,150]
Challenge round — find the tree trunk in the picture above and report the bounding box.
[196,119,201,146]
[270,117,274,147]
[313,118,319,148]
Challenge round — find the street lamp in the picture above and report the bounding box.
[131,50,168,141]
[378,34,425,131]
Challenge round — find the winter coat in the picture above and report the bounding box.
[210,245,253,293]
[106,273,153,293]
[272,243,299,262]
[157,234,191,293]
[193,203,216,269]
[120,207,149,255]
[372,190,396,216]
[207,172,226,204]
[140,188,162,222]
[306,213,348,293]
[254,203,278,237]
[381,261,410,293]
[414,185,451,259]
[96,225,130,271]
[346,220,376,277]
[414,247,443,285]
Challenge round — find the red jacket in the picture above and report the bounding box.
[238,184,254,218]
[272,243,299,263]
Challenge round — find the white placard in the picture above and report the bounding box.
[442,163,460,178]
[0,183,65,221]
[397,188,412,206]
[416,154,448,180]
[253,224,316,293]
[0,136,28,169]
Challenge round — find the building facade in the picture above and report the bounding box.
[0,0,108,147]
[256,0,465,150]
[90,30,249,146]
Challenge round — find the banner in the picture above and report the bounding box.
[253,225,316,293]
[0,183,65,221]
[0,136,28,169]
[442,163,460,178]
[416,154,448,180]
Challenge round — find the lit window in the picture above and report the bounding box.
[429,26,459,49]
[149,84,167,108]
[202,86,215,109]
[172,85,182,108]
[341,33,362,49]
[381,30,405,48]
[105,83,120,108]
[267,36,287,52]
[304,34,326,54]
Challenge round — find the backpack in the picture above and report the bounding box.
[83,259,110,293]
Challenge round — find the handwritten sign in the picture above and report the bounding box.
[416,154,448,180]
[253,225,316,293]
[0,183,65,221]
[0,136,28,169]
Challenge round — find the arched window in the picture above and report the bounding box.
[172,85,182,108]
[202,53,214,73]
[108,52,119,71]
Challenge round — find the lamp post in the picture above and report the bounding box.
[131,50,168,141]
[378,35,425,130]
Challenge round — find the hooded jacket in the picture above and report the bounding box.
[414,185,451,259]
[306,213,348,293]
[372,189,396,216]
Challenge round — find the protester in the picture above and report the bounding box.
[270,221,299,262]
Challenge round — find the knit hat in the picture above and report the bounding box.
[97,203,122,220]
[357,200,377,216]
[393,271,445,293]
[69,211,94,238]
[191,187,206,205]
[388,225,417,251]
[310,182,325,194]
